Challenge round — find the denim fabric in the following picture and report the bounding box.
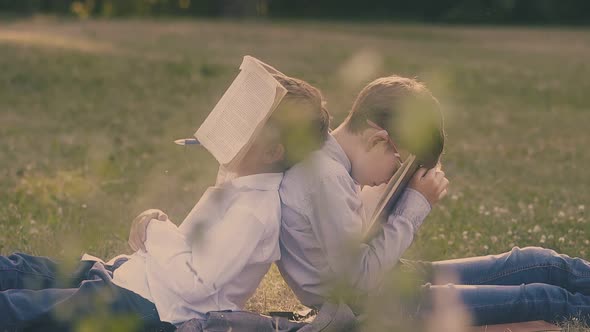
[175,302,357,332]
[176,311,306,332]
[415,247,590,325]
[0,253,169,332]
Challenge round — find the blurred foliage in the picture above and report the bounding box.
[0,0,590,24]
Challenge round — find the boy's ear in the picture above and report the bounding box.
[366,129,390,151]
[263,143,285,164]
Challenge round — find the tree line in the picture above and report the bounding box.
[1,0,589,24]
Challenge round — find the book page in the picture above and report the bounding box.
[195,56,287,165]
[223,83,288,170]
[360,183,387,230]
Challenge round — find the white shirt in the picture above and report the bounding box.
[112,173,283,324]
[277,134,431,308]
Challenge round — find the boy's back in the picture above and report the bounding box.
[278,134,362,306]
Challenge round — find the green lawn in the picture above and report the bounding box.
[0,17,589,330]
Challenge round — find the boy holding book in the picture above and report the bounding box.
[278,75,590,326]
[278,75,447,308]
[0,60,329,330]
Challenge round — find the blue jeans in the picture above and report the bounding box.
[0,253,169,331]
[414,246,590,325]
[177,311,307,332]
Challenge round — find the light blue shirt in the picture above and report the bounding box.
[113,173,283,324]
[278,134,431,308]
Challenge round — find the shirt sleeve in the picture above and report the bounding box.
[309,174,431,291]
[145,206,267,304]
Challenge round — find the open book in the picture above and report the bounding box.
[195,56,288,168]
[361,154,420,242]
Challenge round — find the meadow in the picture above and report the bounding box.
[0,17,589,330]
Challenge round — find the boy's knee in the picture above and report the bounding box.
[520,283,569,312]
[509,246,561,265]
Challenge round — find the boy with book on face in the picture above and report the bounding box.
[278,75,590,327]
[0,58,330,331]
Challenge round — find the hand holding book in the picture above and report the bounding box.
[408,166,448,207]
[361,157,449,242]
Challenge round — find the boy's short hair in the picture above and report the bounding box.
[268,74,330,169]
[345,75,445,168]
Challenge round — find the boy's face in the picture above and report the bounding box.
[351,129,403,187]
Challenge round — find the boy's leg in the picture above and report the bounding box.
[0,278,161,331]
[417,282,590,325]
[0,253,61,290]
[0,286,75,329]
[423,247,590,295]
[0,253,95,290]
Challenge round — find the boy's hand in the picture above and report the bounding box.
[408,167,449,207]
[128,209,168,252]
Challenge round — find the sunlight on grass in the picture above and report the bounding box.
[0,29,115,54]
[16,170,97,205]
[338,49,384,88]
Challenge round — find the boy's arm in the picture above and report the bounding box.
[145,206,268,304]
[358,188,431,288]
[310,173,432,292]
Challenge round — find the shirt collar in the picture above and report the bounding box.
[322,133,352,174]
[229,172,283,191]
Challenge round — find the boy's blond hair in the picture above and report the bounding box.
[345,75,445,168]
[267,74,330,169]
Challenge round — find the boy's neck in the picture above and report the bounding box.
[332,122,363,167]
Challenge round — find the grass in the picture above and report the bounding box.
[0,16,589,330]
